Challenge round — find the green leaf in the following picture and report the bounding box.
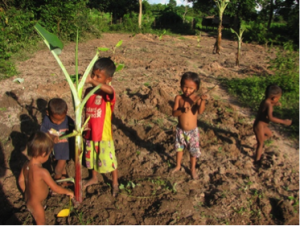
[115,40,123,48]
[13,78,24,83]
[116,64,124,72]
[34,23,63,55]
[98,47,110,52]
[119,184,125,190]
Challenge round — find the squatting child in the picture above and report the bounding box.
[83,57,119,196]
[172,72,208,179]
[253,85,292,162]
[18,131,74,225]
[41,98,74,183]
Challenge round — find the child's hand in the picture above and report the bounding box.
[274,102,282,107]
[67,190,74,199]
[201,94,209,100]
[284,119,292,126]
[53,136,59,144]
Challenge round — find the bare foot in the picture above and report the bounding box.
[112,185,119,197]
[191,170,198,180]
[83,177,98,190]
[171,166,181,174]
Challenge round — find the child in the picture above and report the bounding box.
[83,57,119,197]
[253,85,292,162]
[41,98,74,183]
[18,131,74,225]
[171,72,208,179]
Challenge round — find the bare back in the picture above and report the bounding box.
[22,161,49,205]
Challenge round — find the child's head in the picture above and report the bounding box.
[27,131,54,160]
[180,72,201,96]
[91,57,116,86]
[265,85,282,103]
[47,98,67,125]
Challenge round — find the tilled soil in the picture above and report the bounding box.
[0,33,299,225]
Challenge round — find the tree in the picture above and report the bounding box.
[213,0,230,54]
[168,0,177,10]
[138,0,142,29]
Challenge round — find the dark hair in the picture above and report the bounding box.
[265,85,282,98]
[92,57,116,78]
[180,72,201,90]
[27,131,54,157]
[48,98,67,115]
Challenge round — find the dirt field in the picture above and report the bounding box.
[0,32,299,225]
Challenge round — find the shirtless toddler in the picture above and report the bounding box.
[18,131,74,225]
[253,85,292,162]
[172,72,208,179]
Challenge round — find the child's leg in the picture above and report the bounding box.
[264,126,272,140]
[254,126,266,162]
[54,160,66,180]
[111,169,119,197]
[171,151,183,173]
[83,170,98,189]
[27,203,45,225]
[190,155,198,179]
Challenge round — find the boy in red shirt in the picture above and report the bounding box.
[83,58,119,197]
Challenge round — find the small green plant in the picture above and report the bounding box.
[230,21,247,66]
[113,40,123,54]
[159,29,167,41]
[144,82,150,87]
[197,31,201,47]
[136,150,141,156]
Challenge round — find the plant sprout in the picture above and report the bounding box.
[230,21,247,66]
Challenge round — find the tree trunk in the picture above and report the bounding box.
[138,0,142,29]
[267,0,274,30]
[214,18,222,54]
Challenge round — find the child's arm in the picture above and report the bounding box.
[86,75,113,94]
[18,167,25,193]
[172,95,185,116]
[267,103,292,125]
[41,168,74,198]
[196,94,208,114]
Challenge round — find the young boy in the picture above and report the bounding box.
[172,72,208,179]
[253,85,292,162]
[83,57,119,196]
[18,131,74,225]
[41,98,74,183]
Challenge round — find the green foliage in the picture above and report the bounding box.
[223,44,299,134]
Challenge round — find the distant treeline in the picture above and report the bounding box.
[0,0,298,78]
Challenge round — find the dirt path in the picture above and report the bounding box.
[0,33,298,225]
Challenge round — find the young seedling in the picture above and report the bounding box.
[159,29,167,41]
[113,40,123,54]
[230,21,247,66]
[197,31,202,47]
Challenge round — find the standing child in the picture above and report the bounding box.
[41,98,74,183]
[18,131,74,225]
[171,72,208,179]
[83,57,119,196]
[253,85,292,162]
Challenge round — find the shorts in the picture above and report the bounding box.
[175,127,201,158]
[85,140,118,173]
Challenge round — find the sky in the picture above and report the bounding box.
[147,0,193,6]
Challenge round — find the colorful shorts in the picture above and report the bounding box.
[175,127,201,158]
[85,140,118,173]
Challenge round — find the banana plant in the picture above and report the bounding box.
[34,23,103,203]
[213,0,230,54]
[230,21,247,66]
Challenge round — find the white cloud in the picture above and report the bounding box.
[147,0,192,6]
